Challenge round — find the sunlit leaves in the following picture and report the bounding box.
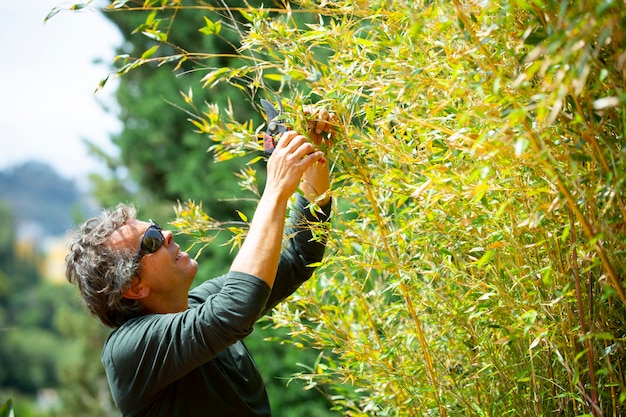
[199,16,222,35]
[0,399,13,417]
[141,45,159,60]
[44,3,87,22]
[248,1,624,415]
[133,9,168,42]
[200,67,231,89]
[172,200,249,257]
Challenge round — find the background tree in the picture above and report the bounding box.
[90,1,260,209]
[86,1,269,274]
[0,189,97,417]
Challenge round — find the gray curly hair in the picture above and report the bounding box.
[65,203,145,328]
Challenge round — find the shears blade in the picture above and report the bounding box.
[260,98,287,155]
[260,99,281,122]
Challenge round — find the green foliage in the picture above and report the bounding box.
[0,187,115,415]
[0,203,16,305]
[56,0,626,415]
[94,2,262,217]
[1,328,60,393]
[0,205,60,396]
[0,399,13,417]
[248,323,339,417]
[85,0,270,275]
[0,284,84,397]
[261,2,624,415]
[51,307,116,417]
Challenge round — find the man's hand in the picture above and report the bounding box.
[300,106,337,206]
[304,106,337,147]
[265,131,325,202]
[230,106,336,286]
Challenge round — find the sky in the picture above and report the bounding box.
[0,0,123,185]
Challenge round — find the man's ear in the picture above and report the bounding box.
[123,277,150,300]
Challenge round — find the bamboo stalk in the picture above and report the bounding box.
[344,126,446,415]
[524,120,626,305]
[568,208,601,417]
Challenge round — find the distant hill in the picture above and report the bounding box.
[0,161,87,237]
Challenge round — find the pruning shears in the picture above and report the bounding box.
[260,98,288,156]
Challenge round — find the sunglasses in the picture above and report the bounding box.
[136,220,165,261]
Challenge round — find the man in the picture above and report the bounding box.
[65,107,336,416]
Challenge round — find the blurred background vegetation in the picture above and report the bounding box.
[2,0,626,416]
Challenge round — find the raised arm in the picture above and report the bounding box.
[229,131,325,288]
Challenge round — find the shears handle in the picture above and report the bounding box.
[263,133,276,155]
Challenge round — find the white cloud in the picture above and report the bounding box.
[0,0,123,183]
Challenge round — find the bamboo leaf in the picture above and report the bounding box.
[263,73,283,81]
[0,399,13,417]
[141,45,159,60]
[44,7,61,22]
[199,17,222,35]
[236,210,248,222]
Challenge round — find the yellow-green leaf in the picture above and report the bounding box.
[141,45,159,60]
[236,210,248,222]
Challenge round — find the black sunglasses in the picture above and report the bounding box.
[136,220,165,261]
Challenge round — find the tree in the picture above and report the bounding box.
[86,2,262,218]
[83,1,274,275]
[0,202,68,413]
[0,165,116,416]
[56,0,626,415]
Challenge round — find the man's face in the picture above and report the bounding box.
[108,218,198,313]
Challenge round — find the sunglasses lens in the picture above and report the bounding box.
[142,226,164,253]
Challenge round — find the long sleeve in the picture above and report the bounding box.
[262,194,332,315]
[102,271,271,415]
[101,195,331,417]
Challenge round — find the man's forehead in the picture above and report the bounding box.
[107,219,149,250]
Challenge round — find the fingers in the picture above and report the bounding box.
[276,130,305,152]
[304,106,337,145]
[309,108,328,134]
[266,131,324,197]
[275,131,319,160]
[306,108,334,133]
[276,131,326,166]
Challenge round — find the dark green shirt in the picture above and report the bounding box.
[102,196,331,417]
